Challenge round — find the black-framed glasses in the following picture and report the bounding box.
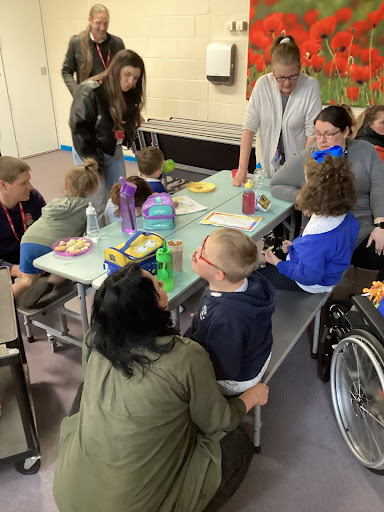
[274,73,300,83]
[314,129,341,141]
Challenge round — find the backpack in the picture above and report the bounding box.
[142,193,175,230]
[103,231,165,276]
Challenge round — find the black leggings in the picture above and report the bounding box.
[351,236,384,280]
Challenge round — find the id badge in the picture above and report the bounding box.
[115,129,125,140]
[271,149,282,169]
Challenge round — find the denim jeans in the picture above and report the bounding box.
[72,145,126,227]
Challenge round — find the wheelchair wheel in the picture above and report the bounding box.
[330,329,384,470]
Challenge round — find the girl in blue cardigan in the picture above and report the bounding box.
[261,147,359,293]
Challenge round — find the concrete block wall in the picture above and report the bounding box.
[40,0,250,148]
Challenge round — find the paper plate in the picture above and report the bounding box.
[187,182,215,193]
[52,237,93,257]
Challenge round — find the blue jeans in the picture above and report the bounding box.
[72,145,126,227]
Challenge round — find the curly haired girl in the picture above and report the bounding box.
[260,149,360,293]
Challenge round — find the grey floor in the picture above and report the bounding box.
[1,150,383,512]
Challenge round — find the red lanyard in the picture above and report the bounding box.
[1,202,27,241]
[96,43,110,70]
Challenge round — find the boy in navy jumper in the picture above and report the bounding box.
[136,146,167,194]
[186,228,275,396]
[262,149,359,293]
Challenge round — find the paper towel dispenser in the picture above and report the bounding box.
[206,42,235,85]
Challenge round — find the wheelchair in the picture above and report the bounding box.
[317,295,384,471]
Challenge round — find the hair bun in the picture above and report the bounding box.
[83,158,98,173]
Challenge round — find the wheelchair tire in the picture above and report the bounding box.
[330,329,384,470]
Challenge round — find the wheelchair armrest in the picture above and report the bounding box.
[351,295,384,342]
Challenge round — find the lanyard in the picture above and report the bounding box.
[96,43,110,70]
[1,202,27,241]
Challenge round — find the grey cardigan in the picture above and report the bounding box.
[269,139,384,246]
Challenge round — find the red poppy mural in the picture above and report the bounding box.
[247,0,384,107]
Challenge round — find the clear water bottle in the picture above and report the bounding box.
[86,202,100,241]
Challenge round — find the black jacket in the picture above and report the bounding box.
[185,271,275,382]
[355,125,384,149]
[62,33,125,96]
[69,79,136,171]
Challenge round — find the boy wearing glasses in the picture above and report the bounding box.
[185,228,275,396]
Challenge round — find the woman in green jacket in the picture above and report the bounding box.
[53,264,269,512]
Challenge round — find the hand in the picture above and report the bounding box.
[264,250,281,266]
[232,168,248,187]
[282,240,293,254]
[240,382,269,411]
[367,227,384,255]
[10,264,23,279]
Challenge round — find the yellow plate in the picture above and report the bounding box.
[187,182,216,193]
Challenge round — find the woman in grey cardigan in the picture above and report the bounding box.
[270,106,384,279]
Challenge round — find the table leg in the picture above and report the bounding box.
[77,283,89,335]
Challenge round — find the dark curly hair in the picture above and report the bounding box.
[87,263,177,378]
[109,176,152,216]
[296,155,357,217]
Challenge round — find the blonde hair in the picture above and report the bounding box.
[352,105,384,138]
[270,35,300,69]
[79,4,110,83]
[210,228,258,283]
[0,156,30,184]
[65,158,99,198]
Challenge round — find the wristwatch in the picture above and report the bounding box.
[374,222,384,229]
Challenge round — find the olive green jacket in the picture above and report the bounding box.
[53,334,246,512]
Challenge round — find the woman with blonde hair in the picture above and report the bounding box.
[233,34,321,185]
[353,105,384,163]
[70,49,146,224]
[62,4,125,96]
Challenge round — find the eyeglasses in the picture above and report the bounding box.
[197,236,226,273]
[274,73,299,83]
[314,129,341,140]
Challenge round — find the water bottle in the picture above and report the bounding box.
[156,240,174,292]
[86,202,100,241]
[119,177,137,233]
[242,179,255,215]
[254,162,264,189]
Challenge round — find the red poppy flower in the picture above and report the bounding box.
[346,86,359,102]
[310,16,337,40]
[350,64,371,84]
[303,9,318,27]
[329,99,336,105]
[264,45,272,65]
[349,20,370,38]
[367,11,382,28]
[323,57,349,78]
[330,32,353,53]
[369,81,380,91]
[301,55,311,67]
[263,12,284,36]
[379,1,384,17]
[372,55,384,76]
[283,13,298,28]
[250,6,255,21]
[300,40,321,58]
[310,54,326,73]
[264,0,279,5]
[289,26,309,44]
[249,27,271,50]
[349,44,360,58]
[248,51,266,73]
[359,48,380,65]
[335,8,353,24]
[250,0,259,5]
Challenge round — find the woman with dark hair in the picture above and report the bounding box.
[233,34,321,185]
[270,105,384,279]
[53,264,269,512]
[353,105,384,163]
[70,48,146,223]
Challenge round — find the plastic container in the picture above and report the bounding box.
[86,202,100,241]
[119,177,137,233]
[163,159,175,174]
[167,239,183,272]
[156,240,174,292]
[242,179,255,215]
